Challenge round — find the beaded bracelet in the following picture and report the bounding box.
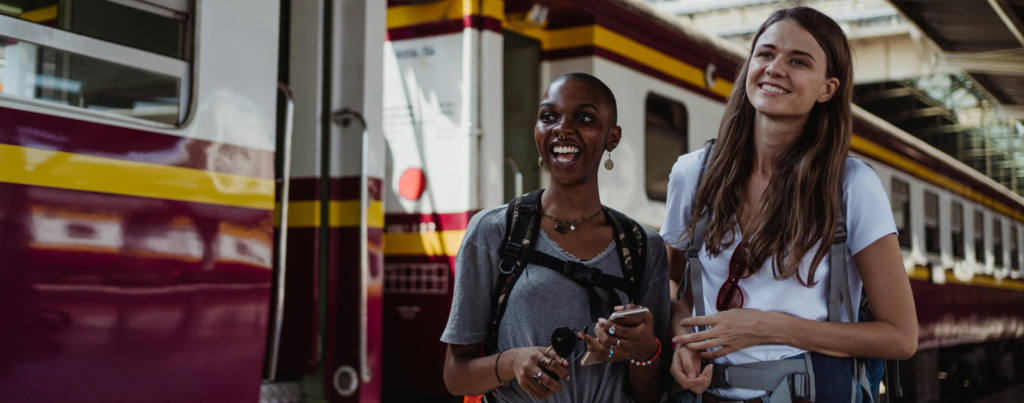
[629,339,661,366]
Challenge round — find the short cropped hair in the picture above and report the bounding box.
[554,72,618,127]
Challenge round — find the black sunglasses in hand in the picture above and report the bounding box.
[544,325,589,379]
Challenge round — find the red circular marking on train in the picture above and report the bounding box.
[398,168,427,201]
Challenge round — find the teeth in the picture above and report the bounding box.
[553,146,580,154]
[762,84,789,94]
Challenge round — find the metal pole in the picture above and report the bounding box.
[266,82,295,382]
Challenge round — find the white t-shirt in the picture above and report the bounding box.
[660,148,897,399]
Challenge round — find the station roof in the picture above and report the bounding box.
[889,0,1024,118]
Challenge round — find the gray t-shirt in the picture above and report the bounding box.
[441,205,671,403]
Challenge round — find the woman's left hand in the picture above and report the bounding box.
[579,305,658,363]
[673,308,773,359]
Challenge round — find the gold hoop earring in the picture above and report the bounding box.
[604,151,614,170]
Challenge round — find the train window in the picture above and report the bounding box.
[0,0,188,59]
[993,219,1003,267]
[924,192,940,254]
[645,93,688,202]
[0,36,182,123]
[891,178,911,249]
[975,211,985,263]
[1011,226,1019,271]
[951,202,965,259]
[0,1,190,124]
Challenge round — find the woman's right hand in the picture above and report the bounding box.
[504,347,570,399]
[670,343,712,393]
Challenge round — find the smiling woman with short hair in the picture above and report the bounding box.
[441,73,671,403]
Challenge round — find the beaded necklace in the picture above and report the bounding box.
[542,207,605,234]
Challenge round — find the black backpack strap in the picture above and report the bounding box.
[686,139,716,333]
[521,247,621,321]
[886,359,903,397]
[484,190,543,356]
[605,207,646,304]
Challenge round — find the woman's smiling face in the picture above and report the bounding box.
[535,79,620,187]
[745,19,839,120]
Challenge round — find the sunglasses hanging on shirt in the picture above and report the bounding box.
[717,241,753,311]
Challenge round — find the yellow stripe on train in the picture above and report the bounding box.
[275,200,384,229]
[20,5,57,22]
[384,230,465,257]
[506,24,734,98]
[0,143,274,210]
[907,266,1024,292]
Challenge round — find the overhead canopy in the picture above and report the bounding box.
[889,0,1024,119]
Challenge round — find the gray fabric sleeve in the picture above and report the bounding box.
[440,206,507,345]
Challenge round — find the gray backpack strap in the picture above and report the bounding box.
[705,359,813,403]
[686,140,716,332]
[828,184,855,323]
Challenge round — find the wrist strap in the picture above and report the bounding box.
[629,339,661,366]
[495,349,512,387]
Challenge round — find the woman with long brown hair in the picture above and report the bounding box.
[661,7,917,402]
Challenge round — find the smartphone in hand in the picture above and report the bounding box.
[580,307,650,365]
[608,306,649,326]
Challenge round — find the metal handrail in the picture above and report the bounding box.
[505,156,523,196]
[265,82,295,382]
[331,108,372,384]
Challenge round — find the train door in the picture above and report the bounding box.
[503,31,542,200]
[263,1,386,402]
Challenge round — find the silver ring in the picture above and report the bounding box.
[608,345,615,357]
[608,324,616,335]
[615,337,621,347]
[533,371,543,383]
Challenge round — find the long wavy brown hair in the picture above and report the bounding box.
[684,7,854,286]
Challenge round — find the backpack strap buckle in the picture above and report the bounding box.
[708,363,730,390]
[498,259,516,275]
[563,261,603,285]
[503,242,523,259]
[788,372,811,400]
[833,222,848,244]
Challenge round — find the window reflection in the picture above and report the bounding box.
[0,0,185,59]
[0,1,61,27]
[0,35,180,123]
[27,205,272,269]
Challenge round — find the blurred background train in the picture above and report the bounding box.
[0,0,1022,402]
